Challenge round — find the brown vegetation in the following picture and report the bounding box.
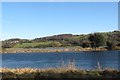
[1,61,120,79]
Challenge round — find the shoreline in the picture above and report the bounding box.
[1,47,120,53]
[0,47,107,53]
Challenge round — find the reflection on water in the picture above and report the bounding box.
[2,50,119,70]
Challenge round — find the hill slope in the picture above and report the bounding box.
[1,30,120,50]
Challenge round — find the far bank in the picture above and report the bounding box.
[1,46,120,53]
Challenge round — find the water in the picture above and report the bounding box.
[1,50,119,70]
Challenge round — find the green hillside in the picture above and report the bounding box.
[1,30,120,50]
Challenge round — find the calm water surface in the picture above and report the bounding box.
[1,50,120,70]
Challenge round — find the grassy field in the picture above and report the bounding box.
[13,41,53,48]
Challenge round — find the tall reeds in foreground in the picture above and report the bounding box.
[0,60,120,79]
[58,58,76,70]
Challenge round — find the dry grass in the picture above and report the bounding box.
[1,47,109,53]
[1,67,120,79]
[1,61,120,79]
[0,62,78,74]
[0,61,119,79]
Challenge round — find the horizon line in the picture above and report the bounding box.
[1,30,119,41]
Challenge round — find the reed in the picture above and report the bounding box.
[1,61,120,79]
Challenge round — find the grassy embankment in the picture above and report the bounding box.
[1,47,109,53]
[1,62,120,79]
[1,46,120,53]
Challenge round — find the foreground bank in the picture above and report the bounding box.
[1,67,120,80]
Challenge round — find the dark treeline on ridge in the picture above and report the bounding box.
[1,30,120,50]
